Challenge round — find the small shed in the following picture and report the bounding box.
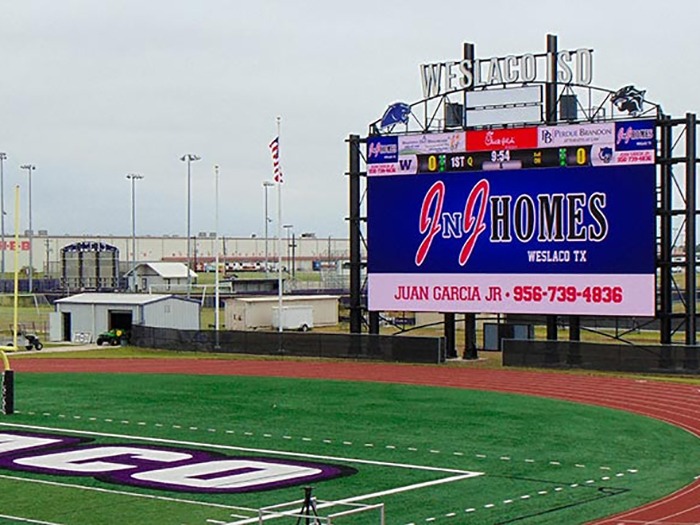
[49,292,200,343]
[224,295,339,331]
[125,262,197,292]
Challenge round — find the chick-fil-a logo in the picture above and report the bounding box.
[416,179,489,266]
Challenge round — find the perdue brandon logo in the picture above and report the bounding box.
[0,432,356,493]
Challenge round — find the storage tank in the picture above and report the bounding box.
[61,242,121,292]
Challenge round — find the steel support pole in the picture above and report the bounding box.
[545,34,559,341]
[463,313,478,359]
[569,316,580,341]
[685,113,697,345]
[462,43,479,361]
[545,34,558,123]
[659,116,673,344]
[348,134,363,334]
[444,313,456,358]
[368,311,379,334]
[441,42,479,357]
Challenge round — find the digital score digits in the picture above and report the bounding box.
[417,146,594,174]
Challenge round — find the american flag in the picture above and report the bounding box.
[268,136,283,183]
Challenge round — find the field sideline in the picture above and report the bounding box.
[1,355,699,524]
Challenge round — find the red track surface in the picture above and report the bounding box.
[11,358,700,524]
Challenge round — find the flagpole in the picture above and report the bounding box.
[276,116,283,342]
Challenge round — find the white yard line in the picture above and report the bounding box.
[0,474,257,512]
[0,513,67,525]
[324,472,481,505]
[22,410,613,471]
[223,474,479,525]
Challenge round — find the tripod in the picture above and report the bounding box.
[295,486,320,525]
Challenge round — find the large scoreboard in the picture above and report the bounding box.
[366,120,656,316]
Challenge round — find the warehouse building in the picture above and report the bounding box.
[49,293,200,343]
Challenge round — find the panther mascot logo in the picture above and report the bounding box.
[380,102,411,130]
[611,85,646,116]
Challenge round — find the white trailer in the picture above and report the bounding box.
[271,306,314,331]
[224,295,338,331]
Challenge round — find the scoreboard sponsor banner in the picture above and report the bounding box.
[368,273,654,316]
[398,131,465,155]
[615,121,655,151]
[366,120,656,316]
[467,127,538,151]
[367,120,655,171]
[367,136,398,163]
[538,123,614,148]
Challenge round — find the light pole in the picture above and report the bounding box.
[0,152,6,279]
[180,153,201,298]
[126,173,144,291]
[214,165,220,349]
[290,232,297,278]
[263,180,274,276]
[283,224,293,277]
[19,164,35,293]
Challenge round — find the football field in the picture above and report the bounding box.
[1,368,698,525]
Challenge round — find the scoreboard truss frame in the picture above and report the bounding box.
[347,34,699,349]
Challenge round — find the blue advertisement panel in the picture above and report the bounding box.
[615,120,655,151]
[368,164,654,274]
[367,161,656,316]
[367,136,399,163]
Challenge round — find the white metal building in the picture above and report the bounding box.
[224,295,339,331]
[49,293,200,343]
[124,262,197,292]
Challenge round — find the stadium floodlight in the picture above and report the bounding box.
[180,154,201,297]
[126,173,144,290]
[19,164,35,292]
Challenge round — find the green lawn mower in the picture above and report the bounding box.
[96,329,129,346]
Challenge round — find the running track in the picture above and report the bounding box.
[11,358,700,524]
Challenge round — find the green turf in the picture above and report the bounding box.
[0,373,698,524]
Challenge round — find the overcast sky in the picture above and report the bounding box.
[1,0,698,239]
